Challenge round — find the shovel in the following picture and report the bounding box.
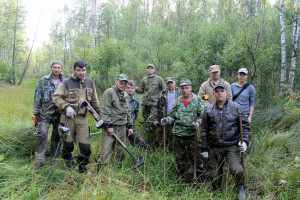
[112,132,144,168]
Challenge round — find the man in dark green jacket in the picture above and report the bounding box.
[136,64,165,121]
[33,61,64,169]
[95,74,133,171]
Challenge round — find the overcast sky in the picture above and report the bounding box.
[22,0,278,51]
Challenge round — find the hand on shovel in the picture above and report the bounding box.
[128,129,134,136]
[108,128,114,136]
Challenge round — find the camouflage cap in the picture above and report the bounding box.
[180,79,192,86]
[238,68,248,74]
[147,64,155,69]
[166,77,175,83]
[209,65,221,72]
[117,74,129,81]
[213,83,227,90]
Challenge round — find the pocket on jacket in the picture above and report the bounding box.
[67,90,79,103]
[86,88,92,101]
[43,90,53,102]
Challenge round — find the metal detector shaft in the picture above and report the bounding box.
[42,118,68,197]
[193,115,197,181]
[238,114,246,183]
[163,110,166,183]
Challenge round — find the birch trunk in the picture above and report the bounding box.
[279,0,287,96]
[255,0,259,17]
[112,10,119,41]
[178,0,181,33]
[288,0,300,92]
[203,0,207,23]
[136,4,139,36]
[215,0,218,21]
[91,0,97,45]
[146,0,150,37]
[12,0,18,85]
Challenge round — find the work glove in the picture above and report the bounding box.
[161,117,169,126]
[33,115,39,127]
[201,152,208,159]
[238,141,247,152]
[192,122,200,130]
[66,106,76,118]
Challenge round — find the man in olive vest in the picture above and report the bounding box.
[53,60,101,174]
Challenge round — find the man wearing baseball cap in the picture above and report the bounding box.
[200,82,250,199]
[136,64,165,121]
[231,68,256,123]
[152,77,181,149]
[161,79,205,184]
[198,65,232,107]
[95,74,133,171]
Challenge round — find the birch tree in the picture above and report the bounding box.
[279,0,287,96]
[288,0,300,92]
[12,0,19,85]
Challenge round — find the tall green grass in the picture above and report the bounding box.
[0,81,299,199]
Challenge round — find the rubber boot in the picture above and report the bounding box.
[34,162,44,169]
[79,165,92,175]
[65,158,77,172]
[237,186,246,200]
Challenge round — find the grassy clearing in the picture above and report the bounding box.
[0,81,299,199]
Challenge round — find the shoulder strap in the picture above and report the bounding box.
[233,83,251,101]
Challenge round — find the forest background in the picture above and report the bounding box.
[0,0,300,199]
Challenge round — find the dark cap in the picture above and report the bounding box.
[117,74,129,81]
[147,64,155,69]
[180,79,192,86]
[213,83,227,90]
[166,77,175,83]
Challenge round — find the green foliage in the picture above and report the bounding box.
[0,60,13,83]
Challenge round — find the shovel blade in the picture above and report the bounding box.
[133,156,145,168]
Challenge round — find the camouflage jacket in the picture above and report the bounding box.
[33,73,64,118]
[129,95,139,122]
[167,93,204,137]
[52,75,101,120]
[200,100,250,150]
[101,87,133,127]
[152,88,181,121]
[135,74,166,106]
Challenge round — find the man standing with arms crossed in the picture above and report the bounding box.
[33,61,64,169]
[136,64,165,121]
[200,83,250,200]
[53,60,101,174]
[95,74,133,172]
[199,65,232,107]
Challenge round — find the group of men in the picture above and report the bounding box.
[33,61,255,199]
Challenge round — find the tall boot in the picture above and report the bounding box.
[65,158,77,172]
[77,156,91,175]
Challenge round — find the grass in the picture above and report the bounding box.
[0,80,299,199]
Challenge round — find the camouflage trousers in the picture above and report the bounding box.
[206,145,244,190]
[60,115,91,166]
[95,124,126,166]
[173,135,205,183]
[35,116,60,164]
[127,124,148,149]
[141,104,154,121]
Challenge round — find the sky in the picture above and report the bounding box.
[22,0,72,50]
[22,0,278,51]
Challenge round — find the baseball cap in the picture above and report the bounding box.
[180,79,192,86]
[147,64,155,69]
[213,83,227,90]
[209,65,221,73]
[166,77,175,83]
[238,68,248,74]
[117,74,129,81]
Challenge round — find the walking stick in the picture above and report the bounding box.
[193,115,197,181]
[163,108,166,183]
[238,114,246,184]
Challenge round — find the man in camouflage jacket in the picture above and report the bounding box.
[95,74,133,171]
[161,79,205,184]
[136,64,166,121]
[53,60,101,174]
[152,77,181,150]
[33,61,64,169]
[200,83,250,200]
